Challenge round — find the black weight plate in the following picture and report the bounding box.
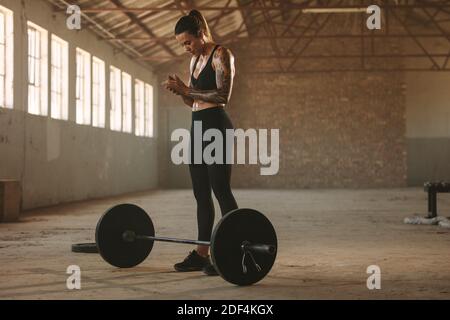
[95,203,154,268]
[71,242,98,253]
[211,208,277,286]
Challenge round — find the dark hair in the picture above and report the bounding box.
[174,10,213,41]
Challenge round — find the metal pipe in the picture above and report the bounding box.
[53,0,143,58]
[59,4,450,14]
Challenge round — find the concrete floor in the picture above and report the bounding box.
[0,188,449,300]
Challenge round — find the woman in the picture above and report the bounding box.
[164,10,238,276]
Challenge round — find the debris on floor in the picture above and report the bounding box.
[404,215,450,228]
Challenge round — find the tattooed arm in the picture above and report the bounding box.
[181,93,194,107]
[185,46,235,105]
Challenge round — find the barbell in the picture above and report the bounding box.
[95,203,277,286]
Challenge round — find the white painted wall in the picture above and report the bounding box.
[406,72,450,138]
[405,72,450,185]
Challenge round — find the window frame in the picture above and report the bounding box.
[75,47,91,125]
[50,34,68,120]
[92,56,105,128]
[0,5,13,109]
[121,71,132,133]
[27,21,48,116]
[144,83,154,138]
[134,79,145,137]
[109,65,122,132]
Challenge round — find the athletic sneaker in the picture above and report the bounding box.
[174,250,209,272]
[203,259,219,276]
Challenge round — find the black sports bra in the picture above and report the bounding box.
[190,45,220,91]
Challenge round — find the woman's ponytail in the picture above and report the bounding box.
[188,10,213,42]
[175,10,213,41]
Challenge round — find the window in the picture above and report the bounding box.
[51,35,68,120]
[109,67,135,134]
[0,5,13,109]
[76,48,91,125]
[27,21,48,116]
[135,80,153,137]
[92,57,105,128]
[144,84,154,137]
[134,79,145,136]
[109,66,122,131]
[122,72,132,133]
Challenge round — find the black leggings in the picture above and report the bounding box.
[189,107,238,242]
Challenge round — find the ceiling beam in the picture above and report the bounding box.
[101,33,450,41]
[108,0,177,57]
[61,4,450,13]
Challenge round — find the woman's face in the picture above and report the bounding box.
[176,31,204,56]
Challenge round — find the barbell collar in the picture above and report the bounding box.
[241,241,277,255]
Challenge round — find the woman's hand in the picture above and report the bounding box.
[162,74,189,96]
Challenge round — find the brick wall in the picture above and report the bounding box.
[227,71,407,188]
